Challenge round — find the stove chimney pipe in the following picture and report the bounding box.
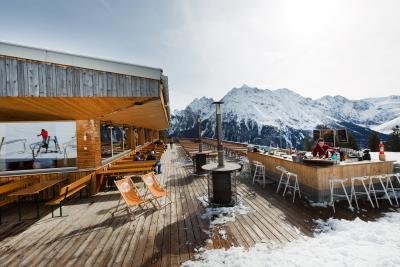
[213,101,224,167]
[197,114,203,152]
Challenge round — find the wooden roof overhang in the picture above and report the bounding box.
[0,96,169,130]
[0,42,170,130]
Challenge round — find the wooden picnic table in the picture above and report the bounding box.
[9,179,65,221]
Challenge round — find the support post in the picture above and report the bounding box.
[138,128,145,145]
[122,127,126,151]
[109,126,114,157]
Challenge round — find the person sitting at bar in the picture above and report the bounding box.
[147,151,161,174]
[133,151,143,161]
[312,138,335,158]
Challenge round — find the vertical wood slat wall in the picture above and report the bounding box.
[0,56,160,97]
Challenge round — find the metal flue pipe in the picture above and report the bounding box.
[197,114,203,152]
[213,101,224,167]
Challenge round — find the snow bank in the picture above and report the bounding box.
[182,211,400,267]
[370,152,400,164]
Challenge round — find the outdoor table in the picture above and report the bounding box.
[9,179,65,221]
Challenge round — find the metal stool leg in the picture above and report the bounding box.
[252,165,259,185]
[283,173,290,197]
[340,181,353,210]
[369,180,379,208]
[262,166,266,188]
[296,176,301,198]
[361,179,375,208]
[292,177,298,203]
[378,176,393,206]
[276,171,285,193]
[386,176,399,206]
[330,180,335,213]
[351,180,360,210]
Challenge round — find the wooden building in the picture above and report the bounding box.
[0,41,170,190]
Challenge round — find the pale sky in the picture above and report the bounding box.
[1,0,399,110]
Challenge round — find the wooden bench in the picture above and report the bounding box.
[0,179,32,224]
[109,160,157,169]
[46,173,94,217]
[98,166,155,176]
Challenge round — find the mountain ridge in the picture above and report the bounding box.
[170,85,399,148]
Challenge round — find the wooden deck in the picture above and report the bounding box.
[0,145,394,267]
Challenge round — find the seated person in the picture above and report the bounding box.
[146,151,161,174]
[312,138,335,158]
[154,139,161,146]
[133,151,143,161]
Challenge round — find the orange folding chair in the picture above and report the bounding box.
[141,172,172,209]
[114,177,155,218]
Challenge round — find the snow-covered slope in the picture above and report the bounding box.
[170,85,398,148]
[372,116,400,134]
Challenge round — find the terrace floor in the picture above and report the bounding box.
[0,145,394,267]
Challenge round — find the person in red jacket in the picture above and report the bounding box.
[312,138,335,158]
[37,129,48,142]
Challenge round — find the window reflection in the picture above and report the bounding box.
[0,121,77,172]
[100,123,127,159]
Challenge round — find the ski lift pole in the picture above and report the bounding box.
[0,137,4,153]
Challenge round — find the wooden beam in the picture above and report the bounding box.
[76,120,102,169]
[138,128,145,146]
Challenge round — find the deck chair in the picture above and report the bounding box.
[141,172,172,209]
[114,177,155,218]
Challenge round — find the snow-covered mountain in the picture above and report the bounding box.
[170,85,399,148]
[372,116,400,134]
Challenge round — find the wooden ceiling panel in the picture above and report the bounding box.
[100,99,169,129]
[0,96,169,130]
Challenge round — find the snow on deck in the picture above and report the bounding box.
[183,211,400,267]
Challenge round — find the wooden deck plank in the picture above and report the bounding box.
[0,144,393,267]
[38,194,116,266]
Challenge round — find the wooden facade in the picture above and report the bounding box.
[0,42,170,192]
[0,56,160,97]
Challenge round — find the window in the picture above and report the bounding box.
[0,121,77,172]
[100,123,127,159]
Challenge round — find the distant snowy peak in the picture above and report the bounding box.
[186,96,214,116]
[372,116,400,134]
[219,86,322,130]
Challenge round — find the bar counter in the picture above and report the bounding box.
[248,151,395,202]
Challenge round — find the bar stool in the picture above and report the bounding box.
[276,166,301,202]
[350,176,375,210]
[276,166,288,193]
[284,172,301,202]
[329,178,353,213]
[252,160,266,187]
[368,174,396,207]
